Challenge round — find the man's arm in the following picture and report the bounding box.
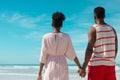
[82,27,96,71]
[112,28,118,59]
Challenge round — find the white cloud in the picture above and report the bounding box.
[66,10,94,29]
[67,13,80,21]
[24,31,44,41]
[72,34,88,44]
[11,31,44,41]
[106,13,120,27]
[10,13,23,22]
[0,13,50,28]
[66,28,88,43]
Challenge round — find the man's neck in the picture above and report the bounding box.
[96,19,106,25]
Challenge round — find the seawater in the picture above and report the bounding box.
[0,64,120,77]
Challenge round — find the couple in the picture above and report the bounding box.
[38,6,118,80]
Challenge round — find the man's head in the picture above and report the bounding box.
[94,7,105,22]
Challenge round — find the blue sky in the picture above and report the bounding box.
[0,0,120,64]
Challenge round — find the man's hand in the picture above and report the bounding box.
[78,69,86,78]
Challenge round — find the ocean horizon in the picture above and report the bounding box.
[0,64,120,80]
[0,63,120,66]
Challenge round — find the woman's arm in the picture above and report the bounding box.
[38,63,44,80]
[38,36,47,80]
[74,57,82,69]
[74,57,86,77]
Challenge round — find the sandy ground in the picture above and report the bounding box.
[0,73,120,80]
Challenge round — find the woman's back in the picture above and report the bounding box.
[40,33,76,80]
[38,12,81,80]
[44,32,69,56]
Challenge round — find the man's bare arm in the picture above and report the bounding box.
[82,27,96,70]
[112,28,118,59]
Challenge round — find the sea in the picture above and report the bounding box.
[0,64,120,80]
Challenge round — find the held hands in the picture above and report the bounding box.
[78,68,86,78]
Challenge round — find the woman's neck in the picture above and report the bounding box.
[53,29,60,33]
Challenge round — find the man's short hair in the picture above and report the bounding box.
[94,7,105,19]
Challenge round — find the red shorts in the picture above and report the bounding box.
[88,65,116,80]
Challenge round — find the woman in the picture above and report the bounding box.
[38,12,82,80]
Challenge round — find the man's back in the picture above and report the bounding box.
[81,6,118,80]
[89,24,116,66]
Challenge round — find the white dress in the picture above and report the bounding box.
[40,32,76,80]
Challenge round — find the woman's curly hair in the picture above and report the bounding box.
[52,12,65,28]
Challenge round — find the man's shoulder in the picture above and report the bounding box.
[89,25,96,33]
[88,25,96,39]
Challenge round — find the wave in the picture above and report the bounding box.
[0,66,39,70]
[116,66,120,72]
[0,66,120,77]
[0,73,37,76]
[13,66,39,69]
[0,65,120,71]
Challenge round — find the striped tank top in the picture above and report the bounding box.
[88,24,116,66]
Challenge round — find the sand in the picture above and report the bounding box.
[0,73,120,80]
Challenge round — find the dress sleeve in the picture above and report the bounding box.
[65,35,76,61]
[40,36,48,64]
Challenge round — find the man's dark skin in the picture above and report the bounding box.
[79,11,118,77]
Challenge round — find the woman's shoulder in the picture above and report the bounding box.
[60,32,71,40]
[43,32,70,39]
[60,32,70,37]
[60,32,68,35]
[42,33,52,39]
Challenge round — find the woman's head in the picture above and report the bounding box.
[52,12,65,29]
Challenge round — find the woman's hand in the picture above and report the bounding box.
[37,75,42,80]
[80,69,86,77]
[38,63,44,80]
[78,68,82,74]
[78,68,86,78]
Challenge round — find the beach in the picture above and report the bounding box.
[0,73,120,80]
[0,65,120,80]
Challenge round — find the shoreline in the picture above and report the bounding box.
[0,65,120,80]
[0,73,120,80]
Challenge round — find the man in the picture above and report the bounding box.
[80,6,118,80]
